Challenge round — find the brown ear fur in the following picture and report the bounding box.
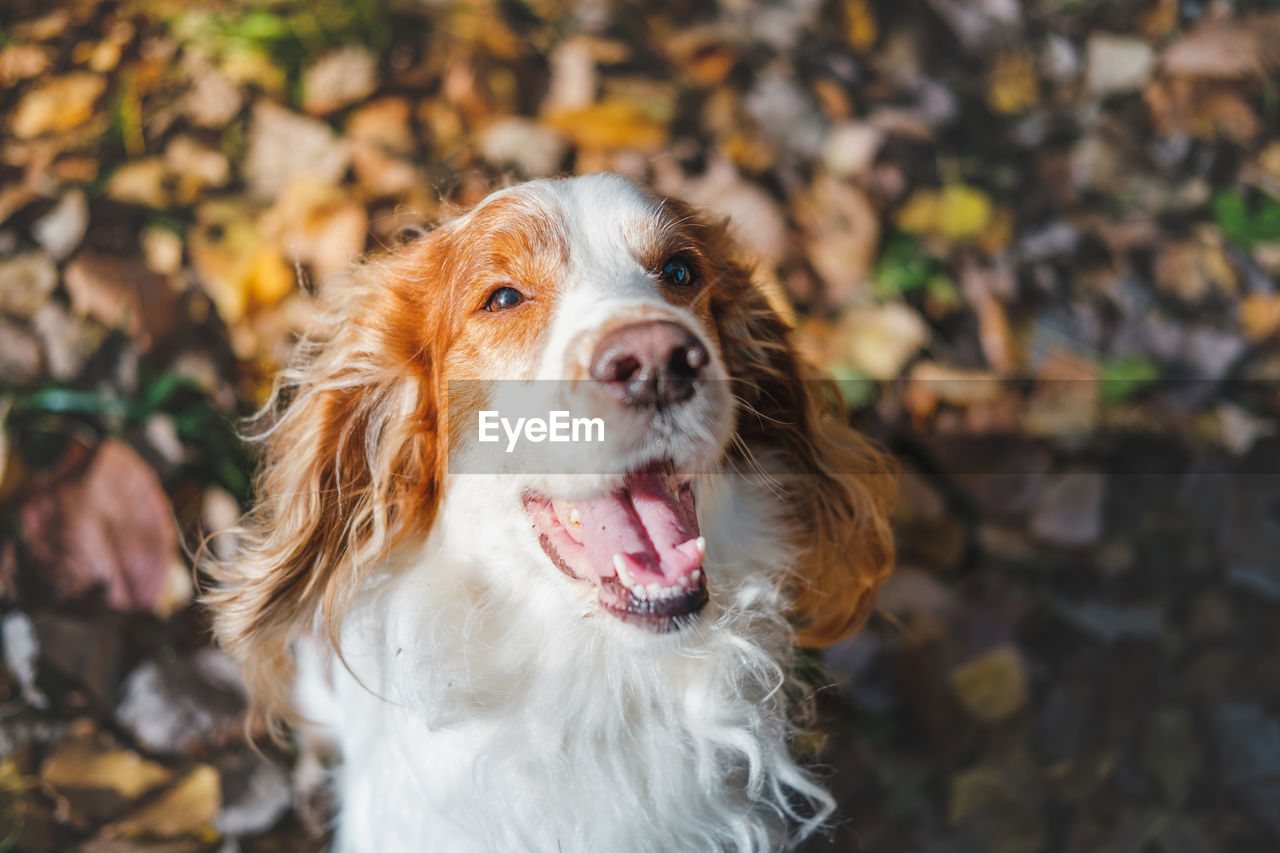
[693,212,896,647]
[202,241,449,729]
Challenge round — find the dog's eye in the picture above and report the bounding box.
[660,256,695,288]
[484,286,525,312]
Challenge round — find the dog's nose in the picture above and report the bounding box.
[589,320,708,409]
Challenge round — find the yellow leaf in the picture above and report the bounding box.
[938,184,993,241]
[543,100,668,150]
[845,0,878,51]
[1241,294,1280,342]
[41,721,172,800]
[895,190,940,234]
[11,72,106,138]
[950,645,1028,723]
[106,765,220,840]
[247,247,294,308]
[987,50,1038,115]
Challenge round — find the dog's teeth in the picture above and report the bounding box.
[646,582,661,597]
[690,569,701,583]
[613,554,634,588]
[567,505,581,527]
[695,536,706,556]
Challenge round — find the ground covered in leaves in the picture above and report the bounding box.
[1,0,1280,850]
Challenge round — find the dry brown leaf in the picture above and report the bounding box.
[63,250,178,350]
[1155,234,1238,302]
[10,72,105,138]
[795,176,880,304]
[831,302,929,378]
[258,179,368,280]
[107,158,169,208]
[0,44,53,84]
[303,46,379,116]
[19,440,186,615]
[1160,13,1280,80]
[244,101,351,200]
[0,252,58,318]
[907,362,1004,411]
[347,97,416,154]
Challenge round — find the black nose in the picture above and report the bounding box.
[589,320,708,409]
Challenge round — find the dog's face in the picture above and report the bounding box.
[435,176,737,630]
[207,174,895,715]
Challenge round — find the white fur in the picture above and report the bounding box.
[297,470,832,853]
[289,176,835,851]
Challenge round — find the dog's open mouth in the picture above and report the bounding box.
[523,460,708,630]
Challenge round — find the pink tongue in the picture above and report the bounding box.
[562,469,699,586]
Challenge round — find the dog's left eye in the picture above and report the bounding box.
[660,256,695,288]
[484,286,525,312]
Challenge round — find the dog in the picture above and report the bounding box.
[206,173,895,852]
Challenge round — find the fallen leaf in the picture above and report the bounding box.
[107,159,170,208]
[543,99,668,150]
[1159,13,1280,80]
[0,44,52,84]
[821,121,884,177]
[164,136,230,204]
[897,184,992,242]
[950,644,1029,723]
[654,156,790,262]
[19,440,186,614]
[1085,34,1156,96]
[844,0,878,51]
[795,175,880,302]
[63,250,178,350]
[179,65,243,129]
[303,46,379,116]
[987,50,1038,114]
[10,72,106,138]
[480,117,569,177]
[32,189,88,260]
[938,184,993,241]
[258,178,368,280]
[244,101,351,200]
[0,252,58,318]
[1030,470,1105,547]
[831,302,929,379]
[190,198,292,325]
[1154,233,1237,302]
[1240,294,1280,342]
[104,765,220,840]
[41,720,172,801]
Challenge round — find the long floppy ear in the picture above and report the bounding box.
[695,216,896,647]
[203,239,448,728]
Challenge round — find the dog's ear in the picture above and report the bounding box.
[203,240,449,729]
[699,218,896,647]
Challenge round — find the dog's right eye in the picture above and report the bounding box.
[484,286,525,312]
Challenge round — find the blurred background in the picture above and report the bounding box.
[1,0,1279,850]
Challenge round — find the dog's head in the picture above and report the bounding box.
[207,174,895,720]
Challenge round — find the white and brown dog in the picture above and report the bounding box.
[206,174,895,852]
